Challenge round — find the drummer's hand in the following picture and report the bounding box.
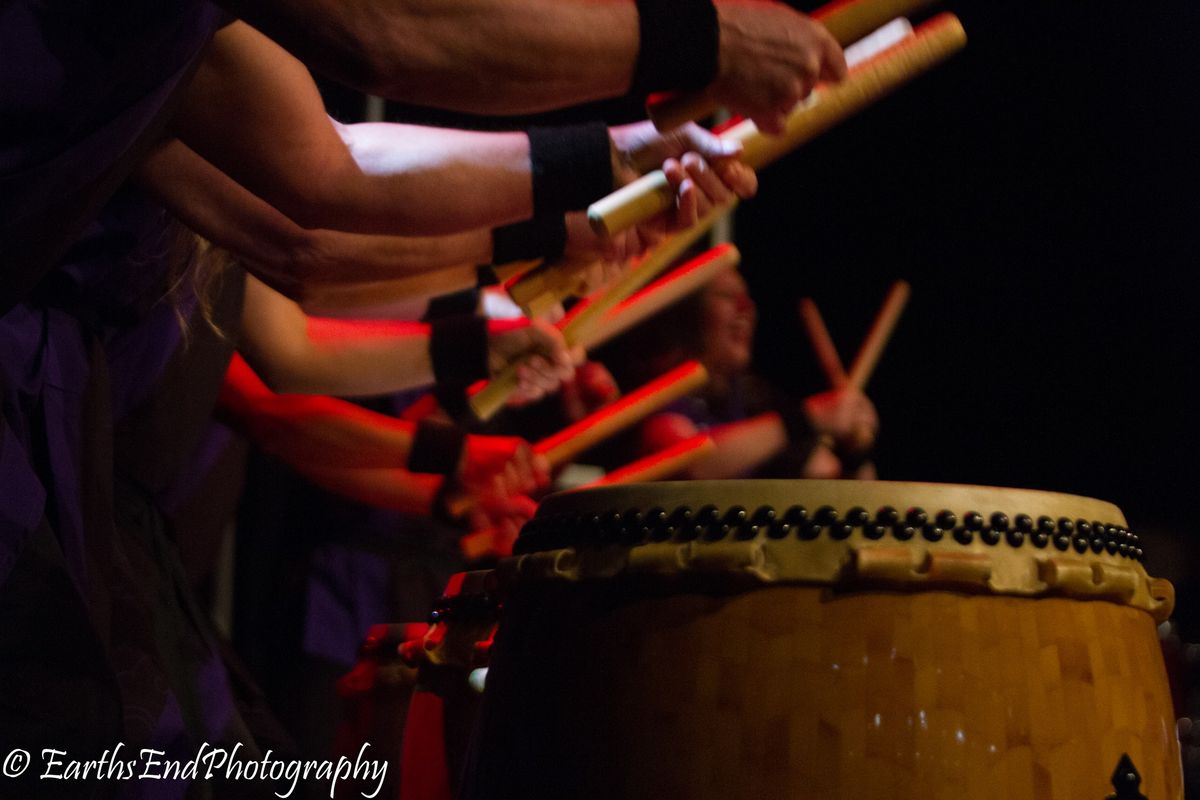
[803,388,879,458]
[458,434,550,498]
[560,361,621,422]
[487,318,576,405]
[610,121,758,231]
[710,1,848,135]
[467,492,538,535]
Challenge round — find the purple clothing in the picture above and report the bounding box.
[0,0,222,580]
[0,0,226,312]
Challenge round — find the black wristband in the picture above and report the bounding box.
[408,419,467,476]
[430,314,489,385]
[424,289,480,321]
[631,0,720,96]
[528,123,613,216]
[492,215,568,264]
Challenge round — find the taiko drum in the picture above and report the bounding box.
[459,480,1180,800]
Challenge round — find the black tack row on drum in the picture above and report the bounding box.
[514,504,1145,561]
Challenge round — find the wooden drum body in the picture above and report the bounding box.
[462,480,1180,800]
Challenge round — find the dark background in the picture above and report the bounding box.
[735,0,1200,608]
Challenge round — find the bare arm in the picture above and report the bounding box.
[219,0,639,114]
[173,21,535,235]
[135,139,494,298]
[218,0,845,132]
[218,352,420,467]
[238,276,574,399]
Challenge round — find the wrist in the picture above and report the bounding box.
[407,419,468,476]
[631,0,720,96]
[528,123,614,215]
[430,314,489,385]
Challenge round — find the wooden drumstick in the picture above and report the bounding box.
[532,361,708,468]
[590,13,966,237]
[445,361,708,519]
[577,434,717,489]
[468,215,731,422]
[846,279,910,390]
[506,200,734,322]
[577,245,741,350]
[797,297,849,389]
[647,0,934,131]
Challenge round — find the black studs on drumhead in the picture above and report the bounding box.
[830,521,854,540]
[845,507,870,527]
[516,502,1148,563]
[664,507,693,540]
[782,505,808,527]
[814,506,839,527]
[936,510,957,530]
[876,506,900,526]
[799,521,823,541]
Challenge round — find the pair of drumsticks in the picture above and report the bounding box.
[800,280,911,394]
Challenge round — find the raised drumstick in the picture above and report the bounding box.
[533,361,708,468]
[445,361,708,519]
[647,0,928,130]
[590,13,966,237]
[574,243,741,350]
[468,221,732,421]
[797,297,849,389]
[577,434,717,489]
[847,279,910,390]
[506,200,734,322]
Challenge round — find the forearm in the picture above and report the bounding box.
[218,0,638,113]
[219,355,420,467]
[174,22,541,236]
[240,275,450,396]
[136,139,494,294]
[290,464,442,514]
[687,412,788,479]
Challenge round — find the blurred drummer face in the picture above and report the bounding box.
[700,270,756,375]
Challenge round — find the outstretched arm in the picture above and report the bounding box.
[237,274,575,400]
[220,0,846,132]
[173,22,760,238]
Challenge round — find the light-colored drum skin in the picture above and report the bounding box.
[461,480,1181,800]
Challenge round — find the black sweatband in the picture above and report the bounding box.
[528,123,613,216]
[492,215,568,264]
[631,0,720,95]
[408,419,467,476]
[424,289,480,321]
[475,265,500,287]
[430,314,489,385]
